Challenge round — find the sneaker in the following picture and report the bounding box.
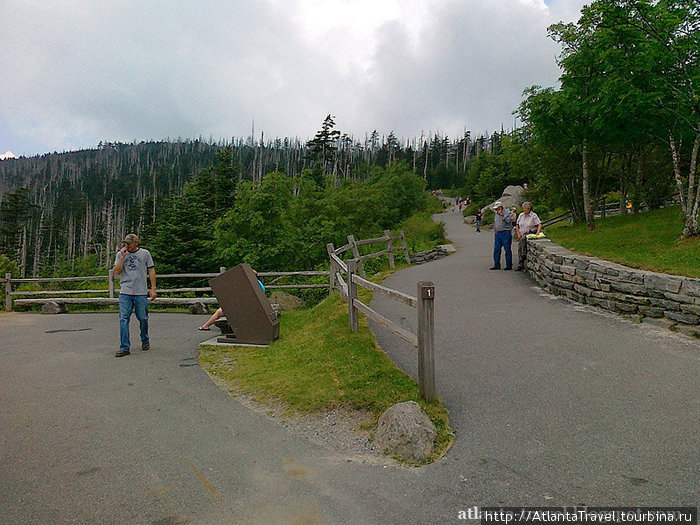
[115,350,130,357]
[489,266,500,270]
[142,341,150,351]
[504,267,512,271]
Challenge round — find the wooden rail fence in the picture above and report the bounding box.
[3,268,330,312]
[327,231,436,402]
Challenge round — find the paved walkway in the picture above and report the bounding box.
[371,211,698,507]
[1,212,697,524]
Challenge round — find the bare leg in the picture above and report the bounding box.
[199,308,223,330]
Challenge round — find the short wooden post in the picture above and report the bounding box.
[347,234,366,278]
[108,269,115,298]
[384,230,395,269]
[417,281,436,402]
[5,272,12,312]
[326,243,336,293]
[219,267,226,274]
[400,231,411,264]
[347,260,358,332]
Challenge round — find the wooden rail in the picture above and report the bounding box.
[3,268,330,312]
[345,260,435,402]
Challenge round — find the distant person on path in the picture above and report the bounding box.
[475,209,482,232]
[515,201,542,271]
[113,233,156,357]
[490,202,514,270]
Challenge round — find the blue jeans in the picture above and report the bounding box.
[493,230,513,269]
[119,294,149,351]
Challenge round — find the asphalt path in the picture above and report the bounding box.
[370,210,699,509]
[1,212,698,524]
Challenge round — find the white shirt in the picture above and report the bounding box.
[516,211,541,236]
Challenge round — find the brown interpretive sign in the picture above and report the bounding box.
[208,263,279,345]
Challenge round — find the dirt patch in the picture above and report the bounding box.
[200,362,395,466]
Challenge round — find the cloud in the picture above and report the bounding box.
[0,0,586,156]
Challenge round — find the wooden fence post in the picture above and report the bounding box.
[5,273,12,312]
[384,230,395,269]
[417,281,436,402]
[347,260,358,332]
[219,267,226,274]
[400,231,411,264]
[326,243,336,293]
[108,269,115,298]
[347,235,366,278]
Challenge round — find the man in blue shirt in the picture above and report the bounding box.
[490,202,514,270]
[113,233,157,357]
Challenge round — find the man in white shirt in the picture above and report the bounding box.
[515,201,542,271]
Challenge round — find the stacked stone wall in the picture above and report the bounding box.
[409,248,448,264]
[526,239,700,338]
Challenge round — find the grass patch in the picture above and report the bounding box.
[545,206,700,278]
[400,211,448,253]
[199,290,452,464]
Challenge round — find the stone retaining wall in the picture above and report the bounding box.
[526,238,700,338]
[409,248,449,264]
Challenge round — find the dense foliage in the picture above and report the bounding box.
[0,119,487,276]
[148,161,427,273]
[1,1,696,278]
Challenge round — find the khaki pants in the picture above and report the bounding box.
[517,236,529,268]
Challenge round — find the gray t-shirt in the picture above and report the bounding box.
[494,210,514,232]
[114,248,154,295]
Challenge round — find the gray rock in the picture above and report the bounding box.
[664,311,699,325]
[374,401,436,463]
[639,306,665,318]
[680,303,700,316]
[42,301,67,314]
[681,279,700,298]
[644,274,682,294]
[481,185,525,214]
[267,291,304,311]
[188,302,210,315]
[610,281,647,295]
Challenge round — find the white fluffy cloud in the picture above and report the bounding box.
[0,0,586,156]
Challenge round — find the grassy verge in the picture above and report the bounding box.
[545,205,700,278]
[199,287,453,464]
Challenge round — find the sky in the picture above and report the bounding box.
[0,0,587,158]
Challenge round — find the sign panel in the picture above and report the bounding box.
[209,263,279,345]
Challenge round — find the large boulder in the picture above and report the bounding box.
[267,291,305,311]
[42,301,68,314]
[188,302,210,315]
[373,401,437,462]
[482,185,526,214]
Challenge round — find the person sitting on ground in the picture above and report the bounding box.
[199,307,224,330]
[515,201,542,271]
[198,274,266,330]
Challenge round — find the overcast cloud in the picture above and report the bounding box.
[0,0,586,157]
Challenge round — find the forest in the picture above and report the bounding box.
[0,0,697,278]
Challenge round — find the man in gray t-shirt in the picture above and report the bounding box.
[490,201,514,270]
[113,233,157,357]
